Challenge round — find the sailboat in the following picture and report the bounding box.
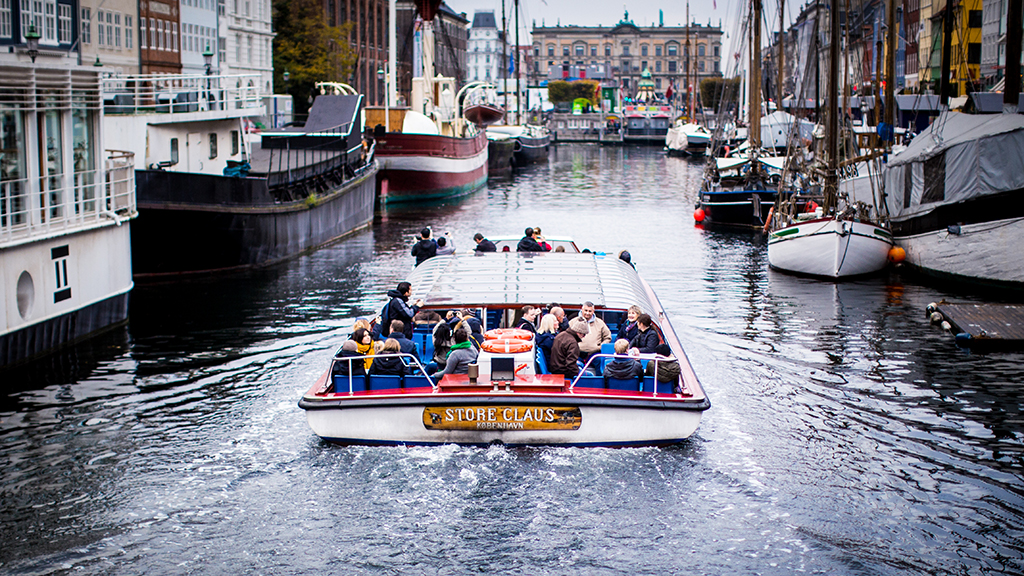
[695,0,785,229]
[372,0,489,204]
[666,0,711,157]
[765,0,893,278]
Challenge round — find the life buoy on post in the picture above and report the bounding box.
[762,206,775,234]
[480,339,533,354]
[484,328,534,341]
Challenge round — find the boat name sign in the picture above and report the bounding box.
[423,406,582,431]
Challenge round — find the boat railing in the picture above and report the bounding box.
[101,73,263,115]
[329,352,435,396]
[570,352,679,396]
[1,150,136,247]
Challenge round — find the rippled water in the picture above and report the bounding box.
[2,144,1023,574]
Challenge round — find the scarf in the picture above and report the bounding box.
[447,340,472,357]
[356,341,375,369]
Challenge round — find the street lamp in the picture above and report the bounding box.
[202,45,214,110]
[24,24,40,63]
[377,66,390,132]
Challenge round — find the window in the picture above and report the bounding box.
[149,18,155,49]
[57,3,69,43]
[590,45,596,56]
[0,0,10,39]
[96,9,105,45]
[699,60,705,72]
[44,0,55,42]
[170,138,179,164]
[575,44,583,56]
[105,11,113,46]
[139,16,145,48]
[231,131,239,155]
[209,133,218,159]
[247,35,252,62]
[699,44,705,56]
[172,22,178,52]
[967,43,981,64]
[656,78,662,89]
[641,44,648,56]
[125,15,132,49]
[562,46,568,56]
[655,45,662,56]
[622,45,629,56]
[621,60,630,70]
[79,7,88,43]
[668,60,677,72]
[605,44,610,56]
[714,46,719,57]
[968,9,981,28]
[655,60,661,72]
[114,12,120,48]
[235,33,241,62]
[668,44,677,56]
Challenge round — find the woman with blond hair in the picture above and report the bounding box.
[535,313,559,361]
[616,304,643,343]
[369,338,408,376]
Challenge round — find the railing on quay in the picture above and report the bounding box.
[0,151,136,246]
[101,73,263,115]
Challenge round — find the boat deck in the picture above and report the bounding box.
[934,302,1024,348]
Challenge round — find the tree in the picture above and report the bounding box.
[700,76,742,114]
[546,80,599,104]
[273,0,358,117]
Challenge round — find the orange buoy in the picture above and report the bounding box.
[480,339,533,354]
[483,328,533,341]
[694,208,706,222]
[888,246,906,263]
[762,206,775,233]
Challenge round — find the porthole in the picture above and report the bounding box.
[17,270,35,320]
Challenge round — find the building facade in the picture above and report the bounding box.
[530,12,723,100]
[0,0,79,63]
[179,0,219,77]
[394,1,468,105]
[223,0,273,95]
[140,0,182,74]
[468,10,501,83]
[79,0,139,73]
[323,0,387,105]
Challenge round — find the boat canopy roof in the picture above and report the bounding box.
[406,252,656,313]
[716,156,788,172]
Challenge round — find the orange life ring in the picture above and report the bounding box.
[480,339,533,354]
[484,328,534,341]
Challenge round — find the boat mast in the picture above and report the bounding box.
[1005,0,1022,113]
[778,0,785,113]
[751,0,762,150]
[502,0,508,116]
[686,0,692,120]
[884,0,896,135]
[939,0,954,107]
[515,0,521,125]
[824,0,840,213]
[815,0,820,120]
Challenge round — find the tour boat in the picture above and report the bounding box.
[1,60,136,367]
[487,124,552,165]
[666,121,711,156]
[299,252,710,447]
[103,76,376,277]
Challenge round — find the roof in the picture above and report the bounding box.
[405,252,656,312]
[471,11,496,28]
[888,111,1024,166]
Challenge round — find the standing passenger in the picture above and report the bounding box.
[411,228,437,266]
[385,282,423,339]
[517,227,548,252]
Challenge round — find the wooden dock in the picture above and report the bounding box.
[931,302,1024,348]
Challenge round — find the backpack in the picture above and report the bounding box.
[379,301,392,331]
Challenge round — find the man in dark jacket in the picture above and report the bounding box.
[332,340,367,380]
[629,313,660,354]
[517,227,549,252]
[473,233,497,252]
[411,228,437,266]
[388,320,419,359]
[550,318,589,379]
[385,282,423,339]
[515,305,540,333]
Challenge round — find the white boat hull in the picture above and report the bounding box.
[896,217,1024,286]
[305,401,703,447]
[768,218,892,278]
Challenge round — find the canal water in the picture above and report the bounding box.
[2,144,1023,574]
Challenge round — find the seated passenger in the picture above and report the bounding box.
[352,328,376,370]
[413,309,442,326]
[575,301,612,359]
[550,318,589,379]
[439,329,479,376]
[369,338,408,376]
[473,233,497,252]
[603,339,643,380]
[332,340,366,377]
[517,227,549,252]
[432,321,455,370]
[535,313,559,360]
[616,305,642,343]
[435,234,455,256]
[645,344,682,384]
[516,305,540,333]
[628,314,660,355]
[533,226,552,251]
[387,320,419,358]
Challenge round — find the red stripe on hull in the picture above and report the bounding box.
[375,131,488,158]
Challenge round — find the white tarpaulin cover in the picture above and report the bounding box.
[883,112,1024,221]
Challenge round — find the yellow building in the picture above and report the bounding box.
[926,0,984,96]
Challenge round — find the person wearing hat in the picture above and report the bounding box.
[411,227,437,266]
[550,317,590,379]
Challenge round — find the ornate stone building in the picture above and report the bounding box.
[529,11,723,98]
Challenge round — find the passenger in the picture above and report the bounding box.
[549,306,569,332]
[575,301,612,360]
[645,343,682,384]
[535,313,559,360]
[439,329,479,376]
[351,328,376,370]
[618,250,635,269]
[388,320,419,358]
[554,246,566,253]
[628,313,660,354]
[517,227,549,252]
[616,305,643,343]
[550,318,590,379]
[603,339,644,380]
[413,309,442,326]
[432,321,455,370]
[369,338,408,376]
[435,232,455,256]
[351,318,373,339]
[332,340,366,378]
[533,226,552,251]
[450,308,484,346]
[516,305,540,333]
[473,232,497,252]
[410,227,437,266]
[384,281,423,339]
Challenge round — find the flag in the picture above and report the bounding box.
[666,84,674,100]
[509,51,515,75]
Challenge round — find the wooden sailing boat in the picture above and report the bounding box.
[765,0,894,278]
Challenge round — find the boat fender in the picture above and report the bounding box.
[480,339,533,354]
[762,207,774,233]
[941,321,952,332]
[954,333,973,346]
[929,311,944,324]
[926,302,938,315]
[693,208,706,222]
[484,328,534,341]
[888,246,906,264]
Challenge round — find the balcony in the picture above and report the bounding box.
[102,73,263,117]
